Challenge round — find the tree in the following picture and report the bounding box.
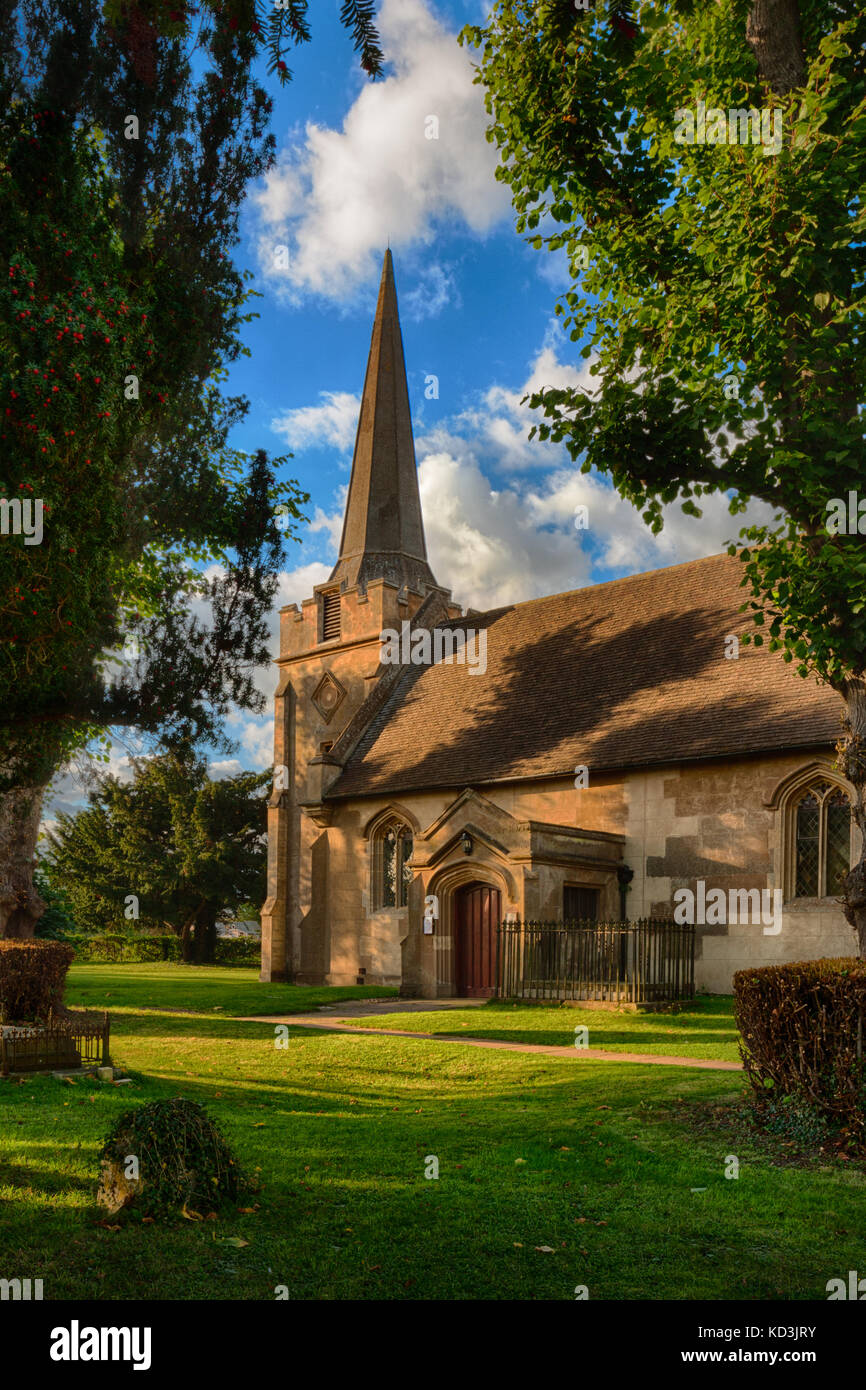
[32,866,77,940]
[117,0,385,84]
[46,749,268,963]
[462,0,866,947]
[1,0,385,938]
[0,0,328,935]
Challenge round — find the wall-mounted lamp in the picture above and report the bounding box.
[461,831,473,856]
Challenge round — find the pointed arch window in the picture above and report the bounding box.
[372,818,414,909]
[793,782,852,899]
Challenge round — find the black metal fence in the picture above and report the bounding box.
[496,919,695,1005]
[0,1011,111,1076]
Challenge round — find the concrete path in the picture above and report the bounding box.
[236,1011,742,1071]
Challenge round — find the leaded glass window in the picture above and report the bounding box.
[826,790,852,895]
[793,783,852,899]
[374,821,413,909]
[795,793,820,897]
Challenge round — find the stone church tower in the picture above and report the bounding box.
[260,251,460,982]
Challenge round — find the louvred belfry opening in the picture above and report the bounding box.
[321,590,341,641]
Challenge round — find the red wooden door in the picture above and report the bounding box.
[455,883,500,997]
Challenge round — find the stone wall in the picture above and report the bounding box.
[624,747,858,992]
[267,614,858,996]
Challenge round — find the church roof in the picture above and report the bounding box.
[328,250,439,594]
[326,550,844,799]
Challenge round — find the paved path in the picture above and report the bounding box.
[311,997,488,1016]
[236,1012,742,1071]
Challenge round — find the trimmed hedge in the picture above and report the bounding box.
[60,933,261,966]
[65,934,177,964]
[0,940,75,1022]
[212,937,261,965]
[734,958,866,1138]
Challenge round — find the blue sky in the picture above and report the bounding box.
[45,0,772,817]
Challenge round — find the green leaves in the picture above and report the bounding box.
[0,30,309,791]
[45,750,270,944]
[464,0,866,697]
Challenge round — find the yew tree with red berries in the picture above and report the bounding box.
[0,0,381,936]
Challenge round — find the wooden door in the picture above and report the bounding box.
[455,883,500,997]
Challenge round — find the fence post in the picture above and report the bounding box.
[496,924,503,998]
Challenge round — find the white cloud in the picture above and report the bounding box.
[250,0,510,301]
[413,331,778,610]
[431,332,598,471]
[237,720,275,770]
[270,329,774,619]
[524,467,777,575]
[535,246,573,293]
[274,559,333,610]
[208,758,246,780]
[402,261,461,321]
[271,391,360,453]
[420,449,591,611]
[307,502,345,556]
[418,439,776,615]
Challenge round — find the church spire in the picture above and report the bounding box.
[329,250,438,594]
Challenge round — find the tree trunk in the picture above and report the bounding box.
[203,913,217,964]
[839,679,866,956]
[180,914,195,963]
[0,783,49,938]
[746,0,807,95]
[193,901,217,964]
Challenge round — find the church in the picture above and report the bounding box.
[260,251,858,997]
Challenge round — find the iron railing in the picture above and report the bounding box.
[496,919,695,1005]
[0,1011,111,1076]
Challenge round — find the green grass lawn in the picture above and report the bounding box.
[65,963,398,1017]
[343,996,741,1062]
[1,970,859,1301]
[66,964,738,1061]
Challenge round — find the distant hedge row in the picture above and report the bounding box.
[58,934,261,966]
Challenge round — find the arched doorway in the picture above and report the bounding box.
[454,882,501,997]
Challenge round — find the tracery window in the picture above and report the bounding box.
[793,782,852,898]
[372,819,413,909]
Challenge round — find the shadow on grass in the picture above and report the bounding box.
[3,1029,858,1304]
[108,1011,278,1040]
[432,1025,737,1048]
[480,995,735,1015]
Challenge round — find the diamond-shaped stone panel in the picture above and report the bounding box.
[312,671,347,724]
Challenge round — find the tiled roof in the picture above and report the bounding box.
[327,552,843,799]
